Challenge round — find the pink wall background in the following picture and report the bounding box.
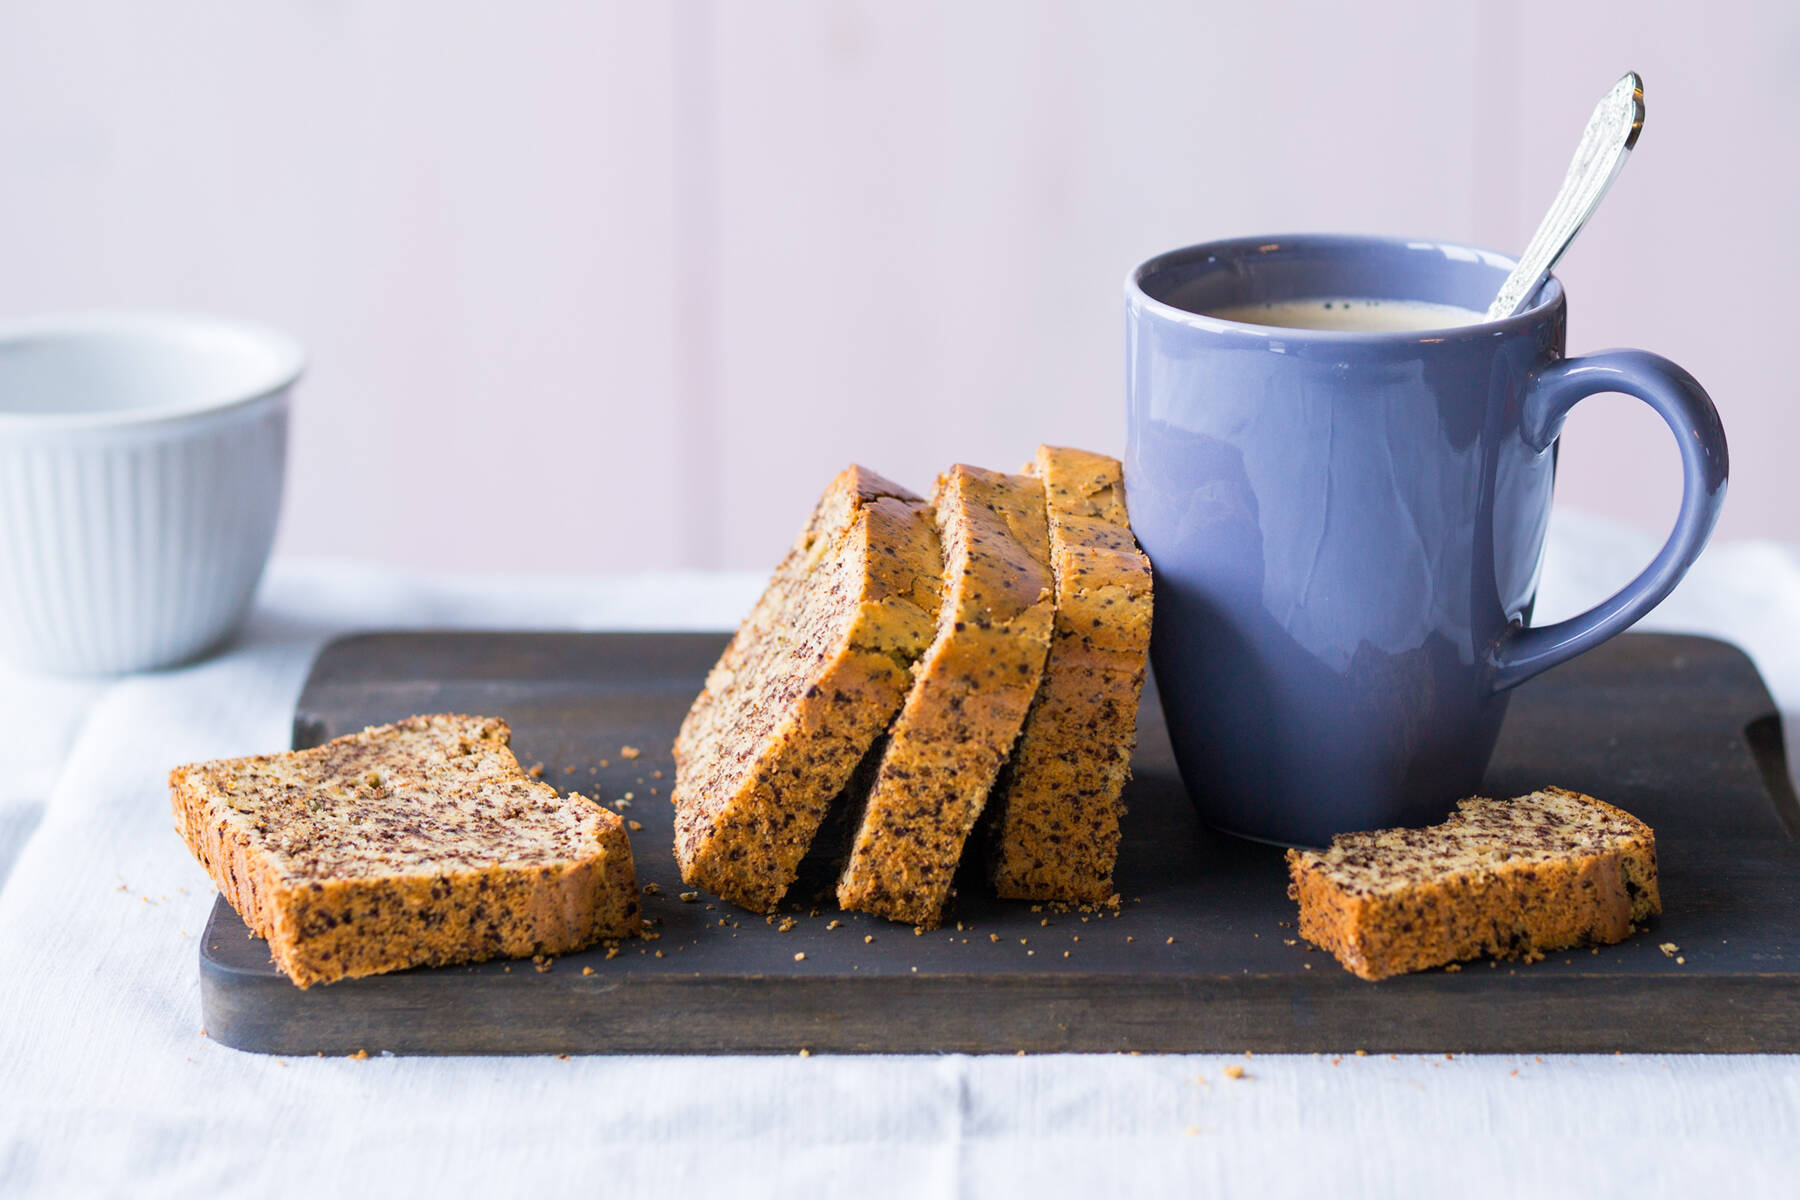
[3,1,1793,570]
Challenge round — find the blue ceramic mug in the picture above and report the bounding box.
[1124,235,1727,846]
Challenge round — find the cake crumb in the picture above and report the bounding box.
[582,966,595,976]
[527,763,544,778]
[679,892,700,903]
[798,1048,811,1057]
[350,1049,369,1061]
[620,745,641,759]
[1659,942,1680,957]
[1223,1065,1246,1080]
[628,820,643,832]
[864,934,874,944]
[827,919,842,931]
[794,952,806,962]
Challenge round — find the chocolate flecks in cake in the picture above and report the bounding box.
[191,716,610,882]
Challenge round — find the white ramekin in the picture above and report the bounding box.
[0,312,303,674]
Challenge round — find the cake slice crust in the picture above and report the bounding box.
[836,463,1055,928]
[171,714,640,988]
[672,465,942,913]
[988,445,1153,903]
[1286,786,1660,980]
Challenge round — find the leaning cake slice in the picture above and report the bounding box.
[171,714,640,988]
[987,445,1153,903]
[836,463,1056,928]
[672,465,942,913]
[1286,786,1661,980]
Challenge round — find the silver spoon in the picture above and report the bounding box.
[1486,71,1646,320]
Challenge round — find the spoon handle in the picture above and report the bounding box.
[1486,72,1646,321]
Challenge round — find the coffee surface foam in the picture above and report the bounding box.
[1205,297,1483,332]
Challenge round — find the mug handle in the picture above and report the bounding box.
[1490,349,1729,693]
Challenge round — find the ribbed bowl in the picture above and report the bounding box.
[0,314,301,675]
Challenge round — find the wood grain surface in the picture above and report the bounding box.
[200,631,1800,1055]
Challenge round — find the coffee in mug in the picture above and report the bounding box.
[1204,296,1482,332]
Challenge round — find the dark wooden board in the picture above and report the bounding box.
[201,631,1800,1055]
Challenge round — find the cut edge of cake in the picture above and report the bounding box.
[835,462,1056,928]
[987,444,1153,903]
[1285,786,1660,981]
[171,713,641,988]
[671,464,943,913]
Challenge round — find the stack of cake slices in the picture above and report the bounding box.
[672,447,1154,928]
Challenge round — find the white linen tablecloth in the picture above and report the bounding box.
[4,511,1800,1198]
